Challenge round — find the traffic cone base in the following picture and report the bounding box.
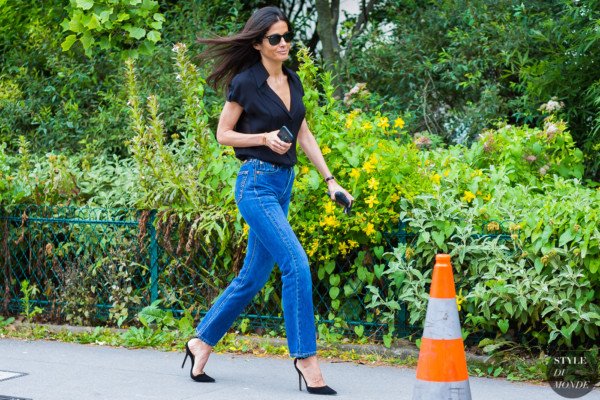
[413,380,472,400]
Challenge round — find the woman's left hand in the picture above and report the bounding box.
[327,180,354,205]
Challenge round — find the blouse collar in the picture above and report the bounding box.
[251,61,291,87]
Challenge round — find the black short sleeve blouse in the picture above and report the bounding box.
[226,61,306,167]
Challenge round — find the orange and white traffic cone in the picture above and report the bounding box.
[413,254,472,400]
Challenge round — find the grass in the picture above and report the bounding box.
[0,321,549,382]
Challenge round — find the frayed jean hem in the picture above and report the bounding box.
[290,351,317,359]
[195,330,217,347]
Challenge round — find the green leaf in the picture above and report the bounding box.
[354,325,365,337]
[373,246,384,259]
[329,274,340,286]
[149,21,162,30]
[325,261,335,274]
[329,287,340,300]
[61,35,78,51]
[383,333,392,348]
[68,11,85,32]
[116,12,129,22]
[374,263,385,279]
[125,26,146,40]
[431,230,445,248]
[307,170,320,190]
[357,266,367,281]
[147,30,161,43]
[558,229,573,247]
[85,14,101,30]
[76,0,94,10]
[497,319,509,334]
[80,32,95,50]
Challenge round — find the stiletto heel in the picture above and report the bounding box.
[294,358,337,395]
[182,341,215,383]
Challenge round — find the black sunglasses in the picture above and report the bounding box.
[264,31,293,46]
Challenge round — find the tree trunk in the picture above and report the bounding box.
[315,0,342,95]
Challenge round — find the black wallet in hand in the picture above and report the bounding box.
[277,125,294,143]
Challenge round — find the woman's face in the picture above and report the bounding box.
[254,20,291,63]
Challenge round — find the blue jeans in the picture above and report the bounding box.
[196,159,317,358]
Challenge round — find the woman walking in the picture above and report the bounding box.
[181,6,353,395]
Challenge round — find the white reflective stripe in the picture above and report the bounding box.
[413,379,472,400]
[422,298,462,340]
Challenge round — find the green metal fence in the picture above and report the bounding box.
[0,205,413,335]
[0,204,512,340]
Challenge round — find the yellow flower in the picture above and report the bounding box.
[307,239,319,257]
[320,215,340,228]
[364,223,376,236]
[461,190,476,203]
[339,241,349,255]
[431,173,441,185]
[471,169,483,177]
[322,146,331,155]
[366,195,379,208]
[345,112,358,129]
[363,160,375,174]
[362,154,378,174]
[242,224,249,236]
[301,166,309,174]
[483,193,491,201]
[377,116,390,129]
[394,117,405,129]
[456,288,465,311]
[324,201,336,214]
[443,169,450,177]
[349,168,361,179]
[390,193,400,203]
[367,177,379,190]
[361,121,373,130]
[348,240,359,248]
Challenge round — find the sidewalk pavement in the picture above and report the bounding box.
[1,338,598,400]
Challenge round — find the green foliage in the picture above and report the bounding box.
[472,116,584,183]
[121,300,195,347]
[61,0,165,57]
[519,0,600,175]
[365,149,599,349]
[20,280,43,322]
[125,44,240,256]
[1,36,598,352]
[0,315,15,328]
[343,0,599,179]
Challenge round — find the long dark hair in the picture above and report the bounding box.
[197,6,291,90]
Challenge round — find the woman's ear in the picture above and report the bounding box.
[253,42,262,51]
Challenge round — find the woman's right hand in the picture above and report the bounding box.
[264,130,292,154]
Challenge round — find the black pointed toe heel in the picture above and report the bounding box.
[294,358,337,395]
[182,341,215,383]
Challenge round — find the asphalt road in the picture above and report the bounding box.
[0,338,598,400]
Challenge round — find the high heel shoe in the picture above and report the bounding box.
[294,358,337,395]
[182,341,215,382]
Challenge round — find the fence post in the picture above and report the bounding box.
[148,210,158,303]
